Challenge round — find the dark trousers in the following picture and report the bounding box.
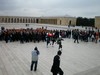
[59,44,62,49]
[52,68,63,75]
[74,38,79,43]
[30,61,38,71]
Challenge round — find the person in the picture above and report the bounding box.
[46,36,50,47]
[30,47,40,71]
[74,29,79,43]
[57,36,63,50]
[51,50,64,75]
[51,37,56,47]
[46,33,51,47]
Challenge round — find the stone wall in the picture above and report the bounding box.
[95,16,100,28]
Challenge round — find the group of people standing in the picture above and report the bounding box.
[1,26,100,75]
[0,27,100,44]
[72,29,100,43]
[29,27,100,75]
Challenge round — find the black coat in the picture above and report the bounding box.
[51,55,60,73]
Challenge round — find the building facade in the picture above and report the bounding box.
[0,16,76,26]
[95,16,100,28]
[39,16,76,26]
[0,16,37,23]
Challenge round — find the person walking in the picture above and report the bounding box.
[30,47,40,71]
[57,36,63,50]
[51,50,64,75]
[74,29,79,43]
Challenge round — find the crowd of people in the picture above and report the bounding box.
[0,27,100,44]
[0,26,100,75]
[72,29,100,43]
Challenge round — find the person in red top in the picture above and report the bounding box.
[48,33,53,37]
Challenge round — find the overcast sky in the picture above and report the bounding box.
[0,0,100,18]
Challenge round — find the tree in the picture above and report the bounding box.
[76,17,94,27]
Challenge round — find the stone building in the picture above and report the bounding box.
[0,16,76,26]
[95,16,100,28]
[39,16,76,26]
[0,16,37,23]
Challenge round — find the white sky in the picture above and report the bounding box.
[0,0,100,18]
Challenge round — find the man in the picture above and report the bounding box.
[46,36,50,47]
[30,47,40,71]
[57,36,63,50]
[51,50,64,75]
[74,29,79,43]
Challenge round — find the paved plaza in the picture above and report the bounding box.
[0,23,100,75]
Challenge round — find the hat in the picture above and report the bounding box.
[34,47,38,50]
